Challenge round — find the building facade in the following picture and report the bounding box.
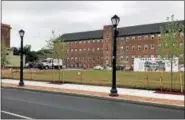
[61,20,184,68]
[1,23,11,48]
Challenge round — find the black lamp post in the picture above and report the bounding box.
[109,15,120,96]
[19,29,25,86]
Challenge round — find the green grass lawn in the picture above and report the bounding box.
[2,69,184,92]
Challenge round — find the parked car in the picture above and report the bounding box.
[93,65,104,70]
[105,66,112,70]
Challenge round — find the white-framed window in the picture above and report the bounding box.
[121,37,124,40]
[97,40,100,42]
[126,56,129,61]
[126,46,129,51]
[88,48,90,51]
[138,36,142,40]
[84,41,86,44]
[93,40,95,43]
[97,48,100,51]
[121,46,123,49]
[83,48,86,51]
[71,49,73,52]
[131,56,135,60]
[75,49,77,51]
[144,35,148,40]
[75,57,77,60]
[71,57,73,60]
[88,40,90,43]
[158,34,161,39]
[150,44,154,49]
[79,49,82,51]
[144,44,148,50]
[180,32,184,37]
[132,45,135,50]
[138,45,142,50]
[150,35,154,40]
[151,55,154,58]
[92,48,95,52]
[126,37,129,42]
[79,41,82,44]
[132,36,135,40]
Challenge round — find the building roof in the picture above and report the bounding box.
[60,20,184,42]
[1,23,11,29]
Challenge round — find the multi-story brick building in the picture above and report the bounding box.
[1,23,11,48]
[61,20,184,68]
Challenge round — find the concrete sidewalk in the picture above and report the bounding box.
[1,79,184,108]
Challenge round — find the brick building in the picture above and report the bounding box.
[61,20,184,68]
[1,23,11,48]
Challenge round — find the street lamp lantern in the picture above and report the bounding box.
[19,29,25,86]
[19,29,25,37]
[109,15,120,97]
[111,14,120,27]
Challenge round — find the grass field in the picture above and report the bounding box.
[2,69,184,92]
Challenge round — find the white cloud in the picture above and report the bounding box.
[2,1,184,51]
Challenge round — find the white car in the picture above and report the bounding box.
[93,65,104,70]
[106,66,112,70]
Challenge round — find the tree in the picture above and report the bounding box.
[1,41,9,68]
[159,14,184,91]
[46,30,68,81]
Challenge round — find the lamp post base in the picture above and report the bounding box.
[19,81,24,86]
[109,89,119,97]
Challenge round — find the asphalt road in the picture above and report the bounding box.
[1,87,184,119]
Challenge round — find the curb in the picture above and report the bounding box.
[2,86,184,110]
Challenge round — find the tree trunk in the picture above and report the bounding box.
[170,57,173,92]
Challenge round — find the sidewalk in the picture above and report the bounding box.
[1,79,184,108]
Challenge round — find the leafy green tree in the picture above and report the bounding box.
[159,14,184,91]
[46,30,68,81]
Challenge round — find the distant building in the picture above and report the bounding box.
[61,20,184,68]
[1,23,11,48]
[1,23,26,67]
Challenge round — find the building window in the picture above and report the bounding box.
[144,55,148,58]
[132,45,135,50]
[106,38,109,42]
[83,48,86,51]
[158,34,161,40]
[75,49,77,51]
[120,56,124,60]
[121,37,124,40]
[79,41,82,44]
[92,48,95,52]
[126,37,129,42]
[97,48,100,51]
[97,40,100,42]
[151,55,154,58]
[144,35,148,40]
[93,40,95,43]
[84,41,86,44]
[121,46,123,49]
[158,44,161,49]
[79,49,82,51]
[144,45,148,50]
[150,35,154,40]
[150,44,154,49]
[132,56,135,60]
[71,49,73,52]
[88,40,90,43]
[132,36,135,40]
[138,45,142,50]
[138,36,142,40]
[88,48,90,51]
[126,46,129,51]
[126,56,129,61]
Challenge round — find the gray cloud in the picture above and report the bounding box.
[2,1,184,50]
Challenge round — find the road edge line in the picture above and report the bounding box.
[1,110,33,119]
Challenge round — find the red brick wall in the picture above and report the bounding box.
[1,23,11,48]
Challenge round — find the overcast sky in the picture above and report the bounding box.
[2,1,184,51]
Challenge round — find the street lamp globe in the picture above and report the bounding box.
[19,29,25,37]
[111,15,120,27]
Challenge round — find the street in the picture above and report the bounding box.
[1,87,184,119]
